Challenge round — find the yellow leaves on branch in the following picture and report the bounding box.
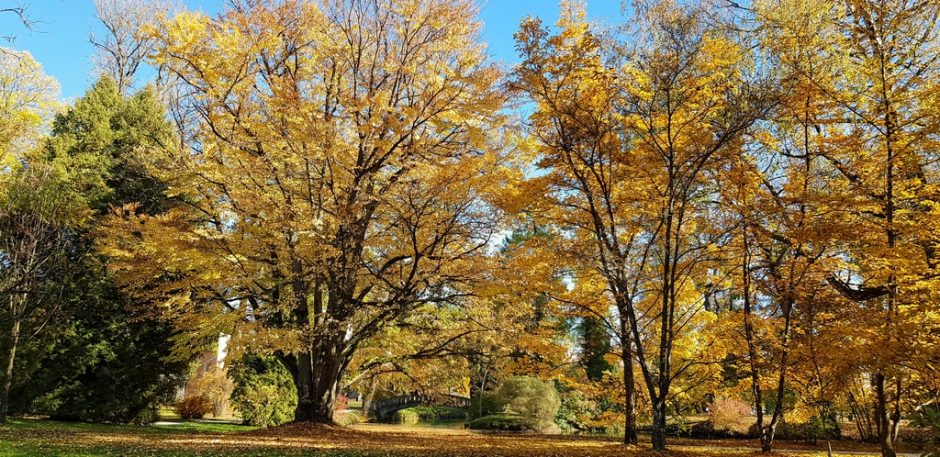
[99,0,514,371]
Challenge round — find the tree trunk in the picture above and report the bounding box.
[874,372,899,457]
[620,318,638,445]
[0,318,20,423]
[651,398,667,451]
[740,235,772,451]
[288,328,349,424]
[361,376,377,420]
[760,425,775,453]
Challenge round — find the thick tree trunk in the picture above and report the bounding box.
[288,328,349,424]
[651,398,667,451]
[0,318,20,424]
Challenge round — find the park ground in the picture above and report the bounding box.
[0,419,929,457]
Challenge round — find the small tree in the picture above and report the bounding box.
[0,161,88,423]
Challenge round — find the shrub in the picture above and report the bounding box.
[555,388,596,431]
[774,415,840,443]
[807,412,841,441]
[176,395,212,419]
[23,317,187,425]
[228,354,297,427]
[468,414,559,434]
[708,397,753,436]
[393,405,467,424]
[492,376,561,427]
[187,367,233,417]
[603,422,625,438]
[910,404,940,456]
[468,414,537,431]
[335,410,365,426]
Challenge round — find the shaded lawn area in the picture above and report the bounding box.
[0,419,921,457]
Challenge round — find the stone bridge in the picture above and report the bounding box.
[370,393,470,422]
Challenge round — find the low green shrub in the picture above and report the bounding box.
[394,408,420,425]
[335,410,365,426]
[468,414,559,433]
[602,422,625,438]
[555,388,597,431]
[774,415,840,443]
[469,392,501,419]
[468,414,537,431]
[393,405,467,424]
[228,354,297,427]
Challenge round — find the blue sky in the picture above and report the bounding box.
[0,0,624,100]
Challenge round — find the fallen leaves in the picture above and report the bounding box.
[0,419,911,457]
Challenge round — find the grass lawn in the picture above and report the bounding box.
[0,418,923,457]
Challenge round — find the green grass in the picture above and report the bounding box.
[0,418,271,457]
[0,444,359,457]
[3,418,252,435]
[0,417,440,456]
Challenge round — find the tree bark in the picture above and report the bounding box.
[361,376,377,420]
[764,304,792,452]
[620,316,638,445]
[0,317,20,423]
[741,245,771,451]
[874,372,900,457]
[651,398,667,451]
[288,327,350,424]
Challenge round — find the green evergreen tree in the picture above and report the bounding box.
[8,78,188,423]
[577,316,612,382]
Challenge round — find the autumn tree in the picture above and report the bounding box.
[709,2,843,449]
[514,0,767,449]
[749,1,940,456]
[344,227,570,416]
[0,49,59,168]
[720,148,835,452]
[0,49,62,424]
[101,0,506,424]
[624,0,765,439]
[513,5,644,443]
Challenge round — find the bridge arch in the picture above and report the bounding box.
[370,393,470,422]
